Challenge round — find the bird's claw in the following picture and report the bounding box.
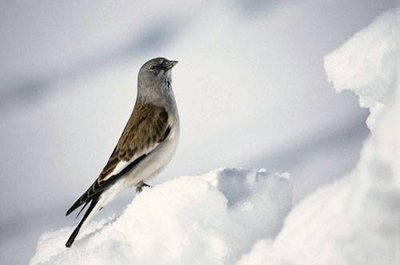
[136,181,152,193]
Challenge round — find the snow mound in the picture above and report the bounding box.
[30,168,292,265]
[30,8,399,265]
[238,8,400,265]
[324,8,399,128]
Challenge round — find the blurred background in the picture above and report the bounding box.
[0,0,396,264]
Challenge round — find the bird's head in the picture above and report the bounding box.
[138,57,178,86]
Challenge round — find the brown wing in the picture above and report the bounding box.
[66,104,170,216]
[99,103,169,180]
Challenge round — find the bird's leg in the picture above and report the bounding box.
[136,181,152,193]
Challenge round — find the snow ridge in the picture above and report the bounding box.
[30,168,292,265]
[31,7,399,265]
[238,8,400,265]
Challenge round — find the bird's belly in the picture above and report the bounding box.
[126,127,179,186]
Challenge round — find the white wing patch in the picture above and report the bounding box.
[100,141,163,181]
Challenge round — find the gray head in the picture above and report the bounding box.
[137,57,178,94]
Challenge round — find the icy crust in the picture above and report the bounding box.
[238,8,400,265]
[30,168,292,265]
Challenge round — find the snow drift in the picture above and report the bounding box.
[30,168,292,265]
[238,8,400,265]
[31,7,399,265]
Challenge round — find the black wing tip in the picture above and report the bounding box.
[66,208,73,216]
[66,201,80,216]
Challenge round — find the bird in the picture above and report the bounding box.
[65,57,180,248]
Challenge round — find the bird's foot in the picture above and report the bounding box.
[136,181,152,193]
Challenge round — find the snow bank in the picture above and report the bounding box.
[324,8,399,128]
[30,7,399,265]
[30,168,292,265]
[238,8,400,265]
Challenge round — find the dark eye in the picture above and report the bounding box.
[149,65,156,71]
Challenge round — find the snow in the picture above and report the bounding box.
[2,1,395,264]
[30,6,399,265]
[30,168,292,265]
[238,8,400,265]
[324,8,399,128]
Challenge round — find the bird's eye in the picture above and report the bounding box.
[149,65,156,71]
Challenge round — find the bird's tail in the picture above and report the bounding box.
[65,179,127,247]
[66,196,100,248]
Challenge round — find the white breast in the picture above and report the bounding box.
[126,124,180,186]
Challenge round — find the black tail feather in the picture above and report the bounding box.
[66,153,150,217]
[66,179,100,216]
[65,152,152,247]
[75,200,90,219]
[66,196,99,248]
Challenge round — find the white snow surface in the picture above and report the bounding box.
[238,8,400,265]
[324,8,399,128]
[2,1,383,262]
[30,7,400,265]
[30,168,292,265]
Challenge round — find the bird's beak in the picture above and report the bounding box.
[162,60,178,70]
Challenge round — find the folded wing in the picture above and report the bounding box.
[66,103,171,216]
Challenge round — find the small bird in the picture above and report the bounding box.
[65,57,180,247]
